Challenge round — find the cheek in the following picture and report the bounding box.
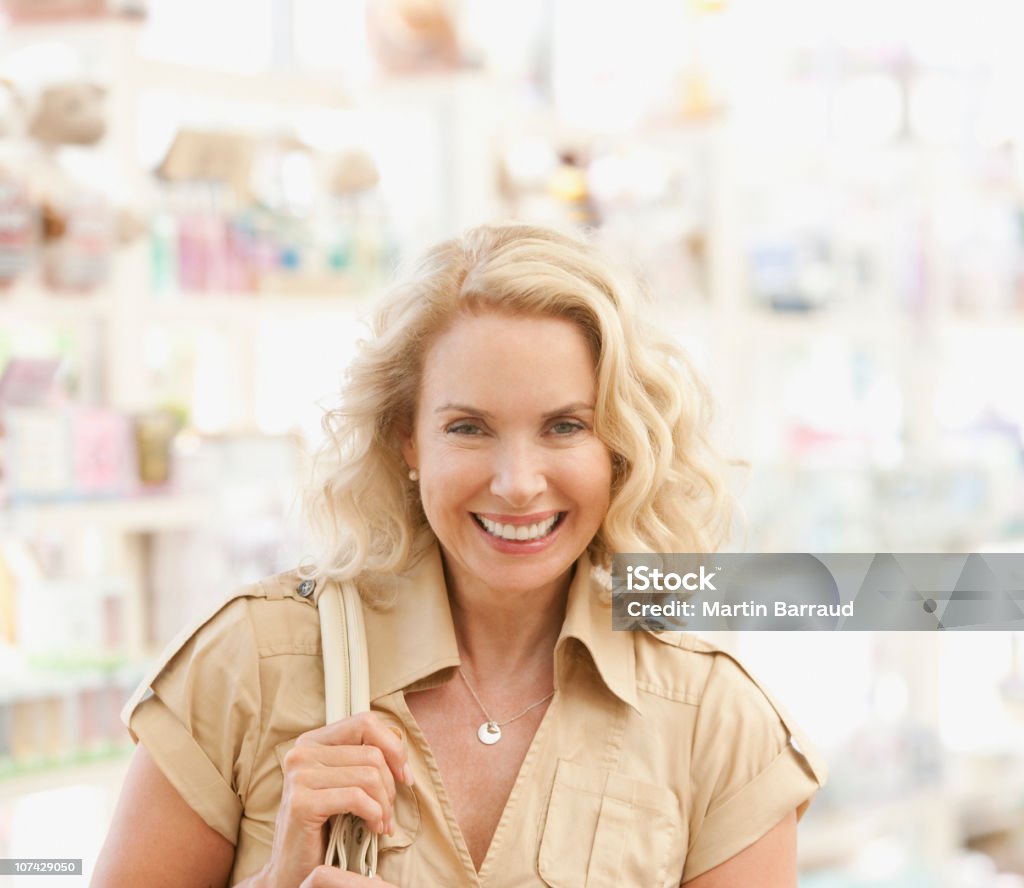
[418,448,484,512]
[567,448,614,510]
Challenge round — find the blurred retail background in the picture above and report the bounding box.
[1,0,1023,885]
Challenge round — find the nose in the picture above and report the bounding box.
[489,439,547,507]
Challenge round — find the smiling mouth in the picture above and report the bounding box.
[473,513,565,542]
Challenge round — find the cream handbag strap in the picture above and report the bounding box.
[318,579,379,876]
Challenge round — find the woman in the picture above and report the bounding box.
[93,223,826,887]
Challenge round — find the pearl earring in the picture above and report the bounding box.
[408,468,419,482]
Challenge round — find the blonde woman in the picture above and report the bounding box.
[94,224,826,887]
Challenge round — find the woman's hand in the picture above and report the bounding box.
[298,868,399,887]
[259,712,413,888]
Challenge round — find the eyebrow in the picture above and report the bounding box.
[434,401,595,419]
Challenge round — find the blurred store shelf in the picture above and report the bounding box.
[138,57,351,107]
[0,15,351,107]
[3,493,215,534]
[0,750,131,800]
[145,291,378,323]
[0,292,113,326]
[0,286,379,325]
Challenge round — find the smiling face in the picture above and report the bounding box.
[402,311,613,602]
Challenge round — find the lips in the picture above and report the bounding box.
[473,512,565,542]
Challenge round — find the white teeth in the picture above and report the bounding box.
[477,514,559,541]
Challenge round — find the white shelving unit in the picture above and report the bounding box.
[0,18,312,713]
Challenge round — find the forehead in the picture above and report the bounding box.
[417,312,597,408]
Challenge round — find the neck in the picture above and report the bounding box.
[443,559,572,684]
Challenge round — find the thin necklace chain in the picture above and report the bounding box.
[458,668,555,728]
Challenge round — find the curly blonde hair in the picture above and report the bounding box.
[303,223,733,588]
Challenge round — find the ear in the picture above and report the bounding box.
[399,426,417,471]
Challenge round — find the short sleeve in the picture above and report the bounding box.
[682,652,827,882]
[120,596,262,845]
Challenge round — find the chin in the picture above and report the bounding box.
[471,551,577,596]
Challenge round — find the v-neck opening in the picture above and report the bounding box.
[476,693,555,882]
[396,687,558,884]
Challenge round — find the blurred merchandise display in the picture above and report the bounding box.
[0,670,139,778]
[365,0,463,76]
[739,460,1021,554]
[0,428,302,778]
[151,131,398,295]
[4,405,135,499]
[145,432,304,644]
[740,146,1024,319]
[0,72,140,295]
[131,408,180,486]
[498,127,714,306]
[1,547,125,659]
[27,80,105,146]
[0,168,35,286]
[0,534,137,777]
[39,191,114,290]
[730,21,1024,323]
[0,355,60,406]
[148,189,397,297]
[546,149,595,226]
[0,357,187,500]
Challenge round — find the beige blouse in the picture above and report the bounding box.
[122,545,827,887]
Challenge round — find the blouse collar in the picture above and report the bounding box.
[361,543,639,712]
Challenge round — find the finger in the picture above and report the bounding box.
[298,712,412,786]
[295,785,387,833]
[300,712,404,765]
[385,725,414,787]
[284,744,398,810]
[297,763,396,826]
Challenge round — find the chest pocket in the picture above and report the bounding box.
[538,759,683,888]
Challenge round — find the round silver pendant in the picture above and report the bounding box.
[477,721,502,745]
